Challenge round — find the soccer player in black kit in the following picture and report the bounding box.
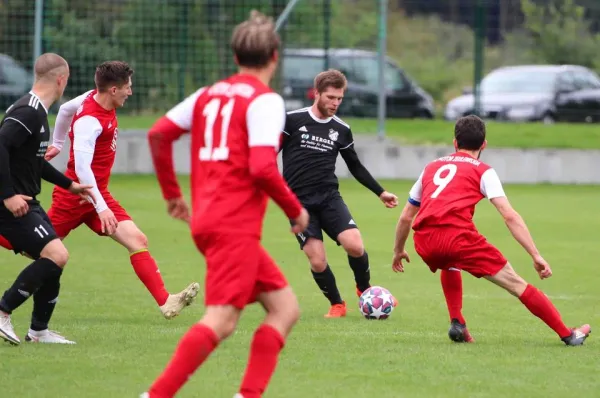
[281,69,398,317]
[0,53,95,345]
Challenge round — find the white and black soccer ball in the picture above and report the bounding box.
[359,286,395,320]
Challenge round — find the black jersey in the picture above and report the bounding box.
[281,107,384,199]
[0,92,54,202]
[281,107,355,198]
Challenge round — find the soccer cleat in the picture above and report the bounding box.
[160,282,200,319]
[448,318,475,343]
[139,394,149,398]
[0,312,20,345]
[25,329,76,344]
[561,324,591,346]
[324,301,347,318]
[233,395,245,398]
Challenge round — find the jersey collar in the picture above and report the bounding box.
[308,107,332,123]
[29,91,48,114]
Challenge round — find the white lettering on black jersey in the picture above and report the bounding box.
[0,92,51,200]
[281,107,354,198]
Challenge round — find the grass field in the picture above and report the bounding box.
[2,176,599,398]
[45,113,600,149]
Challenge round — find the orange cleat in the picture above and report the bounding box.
[324,301,347,318]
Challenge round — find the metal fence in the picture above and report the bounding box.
[1,0,599,117]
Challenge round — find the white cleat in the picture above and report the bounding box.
[160,282,200,319]
[25,329,76,344]
[0,312,20,345]
[139,394,149,398]
[233,395,245,398]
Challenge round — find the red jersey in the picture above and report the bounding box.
[64,89,118,192]
[409,152,506,231]
[151,74,302,238]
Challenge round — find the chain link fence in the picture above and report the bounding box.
[0,0,599,116]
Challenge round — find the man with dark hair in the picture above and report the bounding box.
[281,69,399,318]
[41,61,200,320]
[141,10,308,398]
[0,53,95,345]
[392,115,591,346]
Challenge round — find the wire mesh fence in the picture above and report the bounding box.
[0,0,599,116]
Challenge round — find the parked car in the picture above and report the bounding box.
[445,64,600,123]
[281,48,435,118]
[0,54,33,111]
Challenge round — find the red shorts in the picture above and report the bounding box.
[47,188,131,238]
[413,228,507,278]
[194,232,288,309]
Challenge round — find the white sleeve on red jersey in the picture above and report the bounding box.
[165,87,206,130]
[247,93,285,150]
[52,90,94,150]
[408,170,424,206]
[480,168,506,199]
[72,115,107,213]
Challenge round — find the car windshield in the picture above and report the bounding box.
[338,57,405,90]
[481,69,557,94]
[282,55,327,81]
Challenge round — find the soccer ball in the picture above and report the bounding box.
[359,286,395,320]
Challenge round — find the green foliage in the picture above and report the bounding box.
[520,0,600,68]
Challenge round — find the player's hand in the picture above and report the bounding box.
[44,145,61,161]
[98,208,118,235]
[392,250,410,273]
[68,182,96,205]
[533,254,552,279]
[290,208,309,234]
[167,197,190,224]
[379,191,398,208]
[3,194,32,218]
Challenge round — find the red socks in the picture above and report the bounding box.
[519,284,571,338]
[239,324,285,398]
[149,324,219,397]
[441,269,465,324]
[130,250,169,306]
[0,235,13,251]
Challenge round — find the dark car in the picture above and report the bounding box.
[445,64,600,123]
[0,54,33,111]
[281,48,435,119]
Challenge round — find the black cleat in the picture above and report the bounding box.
[561,324,591,346]
[448,318,475,343]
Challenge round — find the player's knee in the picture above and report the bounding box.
[126,230,148,252]
[308,256,327,272]
[344,243,364,258]
[201,306,240,340]
[41,240,69,268]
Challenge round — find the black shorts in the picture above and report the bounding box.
[291,190,358,249]
[0,204,58,259]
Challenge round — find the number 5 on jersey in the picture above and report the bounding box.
[200,98,234,161]
[431,164,457,198]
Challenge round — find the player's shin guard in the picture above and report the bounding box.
[30,275,61,331]
[348,251,371,293]
[311,265,343,305]
[0,258,62,315]
[519,284,572,338]
[130,249,169,306]
[239,324,285,398]
[149,324,219,397]
[441,268,465,324]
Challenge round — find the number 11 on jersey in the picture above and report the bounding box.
[200,98,234,161]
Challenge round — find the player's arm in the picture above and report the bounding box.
[393,172,423,256]
[484,169,541,258]
[47,90,93,158]
[278,114,293,153]
[0,107,39,200]
[247,93,303,220]
[41,160,73,190]
[148,88,205,200]
[72,115,107,212]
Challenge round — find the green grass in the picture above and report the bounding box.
[2,177,599,397]
[45,114,600,149]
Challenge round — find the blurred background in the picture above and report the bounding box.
[1,0,600,125]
